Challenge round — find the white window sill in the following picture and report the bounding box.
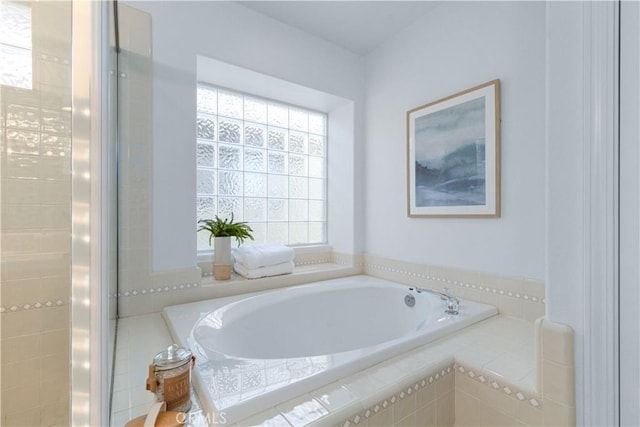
[198,260,358,297]
[197,244,333,270]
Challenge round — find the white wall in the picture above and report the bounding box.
[620,2,640,424]
[545,2,621,425]
[544,3,587,423]
[363,1,546,280]
[113,2,625,423]
[123,1,365,271]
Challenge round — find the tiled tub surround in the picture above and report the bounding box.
[538,318,575,426]
[162,276,497,425]
[454,318,575,426]
[111,251,554,425]
[117,251,541,322]
[113,312,576,426]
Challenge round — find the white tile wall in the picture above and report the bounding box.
[1,2,72,425]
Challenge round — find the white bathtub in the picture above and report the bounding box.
[163,275,497,424]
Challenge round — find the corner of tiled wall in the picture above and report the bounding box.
[356,255,578,426]
[535,317,544,393]
[540,319,576,426]
[331,251,364,272]
[454,318,575,426]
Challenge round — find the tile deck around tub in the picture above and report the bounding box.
[110,314,536,426]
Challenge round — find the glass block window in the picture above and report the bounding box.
[0,2,32,90]
[197,84,327,250]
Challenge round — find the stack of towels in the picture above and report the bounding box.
[233,244,295,279]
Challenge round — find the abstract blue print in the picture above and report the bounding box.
[414,97,486,207]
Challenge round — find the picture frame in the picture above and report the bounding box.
[407,79,501,218]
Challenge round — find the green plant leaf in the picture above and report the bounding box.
[197,215,254,247]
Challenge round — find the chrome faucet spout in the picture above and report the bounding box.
[410,286,459,315]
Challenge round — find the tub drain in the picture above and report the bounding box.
[405,294,416,307]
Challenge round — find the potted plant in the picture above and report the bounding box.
[198,214,254,280]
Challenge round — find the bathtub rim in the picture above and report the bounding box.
[190,278,445,359]
[162,274,498,424]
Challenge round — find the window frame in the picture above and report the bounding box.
[0,1,34,90]
[196,83,329,254]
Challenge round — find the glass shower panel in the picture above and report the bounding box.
[108,0,119,418]
[0,1,72,425]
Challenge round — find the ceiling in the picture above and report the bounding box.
[238,1,440,56]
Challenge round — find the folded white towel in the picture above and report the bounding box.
[233,244,295,269]
[233,261,295,279]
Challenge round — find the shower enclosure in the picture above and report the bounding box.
[0,1,116,425]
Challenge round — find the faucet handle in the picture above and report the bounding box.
[442,287,459,315]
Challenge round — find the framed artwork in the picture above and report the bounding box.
[407,79,501,217]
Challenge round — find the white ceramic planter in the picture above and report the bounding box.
[213,236,232,280]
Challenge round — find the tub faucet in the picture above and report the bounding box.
[410,286,459,315]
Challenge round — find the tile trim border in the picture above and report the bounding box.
[331,362,542,427]
[363,260,545,305]
[116,281,200,297]
[454,362,543,409]
[334,364,455,427]
[0,298,69,313]
[296,258,333,266]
